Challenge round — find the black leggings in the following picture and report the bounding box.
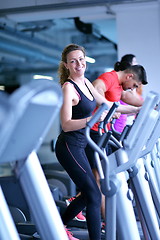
[55,138,102,240]
[85,130,113,169]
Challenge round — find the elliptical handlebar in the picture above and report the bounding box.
[85,102,120,191]
[86,103,108,128]
[114,91,160,174]
[98,102,119,135]
[85,102,108,163]
[104,102,120,125]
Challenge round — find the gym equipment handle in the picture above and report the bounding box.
[86,103,108,128]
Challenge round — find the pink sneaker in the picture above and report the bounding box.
[65,227,80,240]
[101,221,105,234]
[74,211,86,221]
[65,197,86,222]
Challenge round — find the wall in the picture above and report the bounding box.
[115,1,160,98]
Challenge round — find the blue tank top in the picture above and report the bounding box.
[59,79,96,147]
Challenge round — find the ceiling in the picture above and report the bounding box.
[0,0,157,87]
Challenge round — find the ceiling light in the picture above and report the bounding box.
[0,86,5,91]
[33,75,54,80]
[85,56,95,64]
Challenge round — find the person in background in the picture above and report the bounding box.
[121,54,137,65]
[55,43,113,240]
[113,54,144,135]
[85,60,148,225]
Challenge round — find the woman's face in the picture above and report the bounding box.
[64,50,86,77]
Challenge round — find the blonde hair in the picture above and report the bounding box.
[58,44,86,86]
